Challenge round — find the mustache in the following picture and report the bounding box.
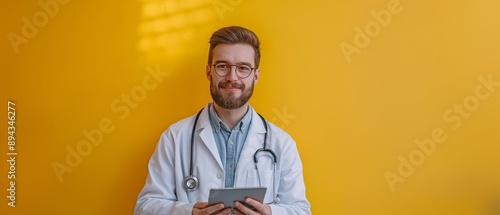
[218,81,244,89]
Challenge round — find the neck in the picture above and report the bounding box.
[213,103,249,130]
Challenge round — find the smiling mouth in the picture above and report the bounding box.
[218,81,243,91]
[221,86,240,91]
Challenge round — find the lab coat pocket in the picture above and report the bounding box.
[246,169,276,203]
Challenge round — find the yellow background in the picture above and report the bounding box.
[1,0,500,214]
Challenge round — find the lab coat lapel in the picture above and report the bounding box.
[237,110,267,172]
[197,106,223,169]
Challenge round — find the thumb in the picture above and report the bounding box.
[194,202,209,209]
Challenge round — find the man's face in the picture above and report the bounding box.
[207,43,260,110]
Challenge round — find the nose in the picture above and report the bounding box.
[225,66,239,81]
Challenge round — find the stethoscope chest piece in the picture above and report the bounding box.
[183,175,199,191]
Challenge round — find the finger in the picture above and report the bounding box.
[204,203,225,214]
[245,198,264,211]
[234,201,257,215]
[244,198,270,214]
[194,202,209,209]
[216,207,232,214]
[233,208,246,215]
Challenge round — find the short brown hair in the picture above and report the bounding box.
[208,26,261,68]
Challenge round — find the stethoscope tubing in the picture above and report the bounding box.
[184,107,279,203]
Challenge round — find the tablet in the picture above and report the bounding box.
[208,187,267,209]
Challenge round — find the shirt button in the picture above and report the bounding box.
[229,141,234,145]
[228,166,233,171]
[216,172,223,179]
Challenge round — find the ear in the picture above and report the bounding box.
[205,64,211,81]
[253,68,260,84]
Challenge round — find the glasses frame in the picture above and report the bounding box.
[212,62,255,79]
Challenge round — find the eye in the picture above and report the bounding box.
[238,65,251,72]
[215,63,229,69]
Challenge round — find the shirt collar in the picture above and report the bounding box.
[208,102,252,133]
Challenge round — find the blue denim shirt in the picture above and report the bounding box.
[208,103,252,187]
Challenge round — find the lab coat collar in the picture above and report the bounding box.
[195,103,267,171]
[238,117,267,168]
[196,104,223,169]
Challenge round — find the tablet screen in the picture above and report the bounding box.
[208,187,267,209]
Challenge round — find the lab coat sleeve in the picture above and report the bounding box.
[269,127,312,215]
[134,129,192,215]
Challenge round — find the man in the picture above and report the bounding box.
[135,26,311,215]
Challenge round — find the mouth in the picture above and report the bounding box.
[221,86,241,92]
[219,82,243,91]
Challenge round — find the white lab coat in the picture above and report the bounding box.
[135,104,311,215]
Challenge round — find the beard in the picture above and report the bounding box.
[210,78,254,110]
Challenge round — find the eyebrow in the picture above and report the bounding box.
[213,60,253,67]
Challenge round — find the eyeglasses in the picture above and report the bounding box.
[212,62,255,78]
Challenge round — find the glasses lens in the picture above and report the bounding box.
[214,63,230,76]
[213,63,254,78]
[236,65,252,78]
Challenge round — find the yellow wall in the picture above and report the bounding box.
[2,0,500,214]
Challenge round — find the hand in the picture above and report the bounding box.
[192,202,232,215]
[233,198,271,215]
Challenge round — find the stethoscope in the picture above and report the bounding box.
[183,108,279,204]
